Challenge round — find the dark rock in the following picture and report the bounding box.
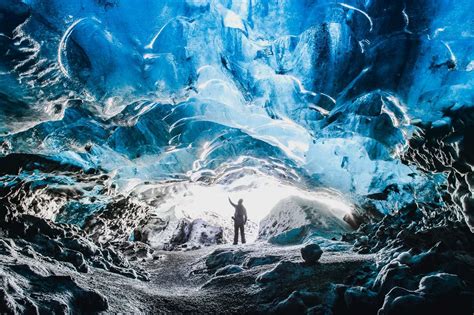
[379,273,471,315]
[205,249,248,270]
[186,219,224,246]
[273,290,322,314]
[0,265,108,314]
[0,211,149,281]
[244,255,281,268]
[83,197,152,244]
[343,286,378,314]
[301,243,323,264]
[273,291,307,314]
[214,265,244,277]
[417,273,464,297]
[117,241,154,261]
[168,218,192,246]
[307,304,333,315]
[256,260,318,284]
[379,287,429,315]
[373,262,418,295]
[0,154,81,176]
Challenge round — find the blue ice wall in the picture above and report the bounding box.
[0,0,472,212]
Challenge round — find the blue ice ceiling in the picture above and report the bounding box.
[0,0,473,209]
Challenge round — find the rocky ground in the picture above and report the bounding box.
[0,232,373,314]
[0,151,473,314]
[1,198,473,314]
[2,207,472,314]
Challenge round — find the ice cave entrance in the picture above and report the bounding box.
[150,173,354,244]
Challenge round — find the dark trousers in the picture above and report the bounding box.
[233,223,246,244]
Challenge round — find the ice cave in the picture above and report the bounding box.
[0,0,473,313]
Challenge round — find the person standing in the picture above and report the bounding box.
[228,197,247,245]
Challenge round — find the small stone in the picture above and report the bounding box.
[301,243,323,264]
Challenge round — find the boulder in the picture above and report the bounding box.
[214,265,244,277]
[395,251,412,265]
[343,286,378,314]
[258,196,351,245]
[141,218,224,250]
[372,262,417,295]
[301,243,323,264]
[273,291,307,314]
[186,219,224,246]
[378,273,471,315]
[244,255,281,268]
[273,290,321,314]
[0,265,108,314]
[256,260,317,284]
[205,249,248,270]
[418,273,464,296]
[379,287,429,315]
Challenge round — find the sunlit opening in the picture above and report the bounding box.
[149,174,354,243]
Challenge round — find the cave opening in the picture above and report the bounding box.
[0,0,473,314]
[138,173,354,245]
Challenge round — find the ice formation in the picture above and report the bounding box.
[2,0,473,230]
[1,0,473,313]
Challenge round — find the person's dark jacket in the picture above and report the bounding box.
[229,200,247,225]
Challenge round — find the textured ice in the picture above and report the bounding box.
[0,0,473,224]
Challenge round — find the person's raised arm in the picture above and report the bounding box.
[228,197,236,207]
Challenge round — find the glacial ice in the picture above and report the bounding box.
[1,2,474,314]
[0,0,473,228]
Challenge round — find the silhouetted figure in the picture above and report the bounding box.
[229,197,247,245]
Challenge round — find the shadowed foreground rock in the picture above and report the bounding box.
[0,202,149,314]
[0,264,108,314]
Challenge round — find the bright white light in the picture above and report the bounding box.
[150,174,354,231]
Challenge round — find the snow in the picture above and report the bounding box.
[258,196,352,244]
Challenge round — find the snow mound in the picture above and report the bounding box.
[258,196,352,245]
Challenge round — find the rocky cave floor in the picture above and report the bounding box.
[1,131,473,313]
[0,208,473,314]
[2,0,474,314]
[1,239,373,314]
